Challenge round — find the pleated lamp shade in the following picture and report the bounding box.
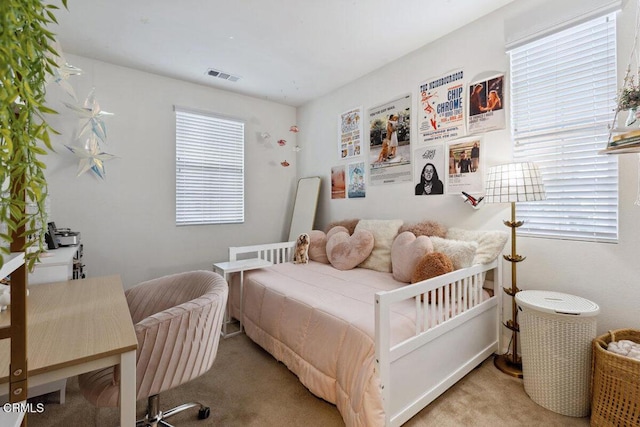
[485,162,546,203]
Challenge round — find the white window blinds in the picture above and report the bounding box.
[510,13,618,242]
[175,107,244,225]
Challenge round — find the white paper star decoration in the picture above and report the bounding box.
[46,40,83,100]
[64,88,114,143]
[64,88,117,179]
[65,135,117,179]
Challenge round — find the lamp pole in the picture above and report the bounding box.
[494,201,525,377]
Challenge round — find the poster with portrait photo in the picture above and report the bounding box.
[413,145,445,196]
[418,69,466,144]
[339,106,363,159]
[446,136,484,195]
[331,165,346,199]
[348,162,366,198]
[468,73,505,134]
[367,94,412,186]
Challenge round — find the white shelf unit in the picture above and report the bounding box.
[29,246,80,285]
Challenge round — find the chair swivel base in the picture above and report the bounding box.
[136,394,210,427]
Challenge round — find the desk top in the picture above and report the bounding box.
[0,275,137,383]
[213,258,273,274]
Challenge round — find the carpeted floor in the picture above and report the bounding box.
[26,333,590,426]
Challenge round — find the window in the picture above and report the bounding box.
[175,107,244,225]
[509,13,618,242]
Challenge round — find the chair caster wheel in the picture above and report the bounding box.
[198,407,210,420]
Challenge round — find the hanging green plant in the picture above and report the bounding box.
[0,0,68,270]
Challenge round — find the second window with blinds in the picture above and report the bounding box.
[509,13,618,242]
[175,107,245,226]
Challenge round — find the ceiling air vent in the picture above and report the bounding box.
[206,68,241,82]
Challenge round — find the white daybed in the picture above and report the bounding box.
[228,240,501,427]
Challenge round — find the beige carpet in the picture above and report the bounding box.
[27,333,590,426]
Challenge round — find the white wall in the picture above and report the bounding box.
[44,55,297,288]
[296,0,640,336]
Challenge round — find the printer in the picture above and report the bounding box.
[55,229,81,246]
[46,222,81,248]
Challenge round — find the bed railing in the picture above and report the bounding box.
[375,259,501,426]
[229,241,295,264]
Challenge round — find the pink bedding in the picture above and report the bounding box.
[232,261,486,427]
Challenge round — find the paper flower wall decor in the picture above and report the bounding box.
[277,139,286,146]
[281,160,290,167]
[289,125,299,133]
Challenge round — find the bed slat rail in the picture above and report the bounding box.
[375,259,500,426]
[229,241,295,263]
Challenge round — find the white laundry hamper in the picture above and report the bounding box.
[515,290,599,417]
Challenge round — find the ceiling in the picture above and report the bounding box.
[53,0,515,107]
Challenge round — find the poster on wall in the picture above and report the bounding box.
[413,145,445,196]
[367,94,412,186]
[348,162,366,198]
[339,106,363,159]
[446,136,484,195]
[331,165,346,199]
[418,69,466,144]
[468,73,505,134]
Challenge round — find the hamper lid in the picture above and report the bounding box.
[515,290,600,316]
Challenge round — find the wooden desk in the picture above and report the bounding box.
[0,276,137,426]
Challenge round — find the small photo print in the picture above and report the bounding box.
[446,137,484,195]
[348,162,366,198]
[413,145,445,196]
[331,165,346,199]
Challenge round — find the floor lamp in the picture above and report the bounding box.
[484,162,546,378]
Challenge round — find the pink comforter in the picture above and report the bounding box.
[236,261,419,427]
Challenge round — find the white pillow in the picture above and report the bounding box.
[354,219,403,272]
[430,236,478,270]
[446,228,508,264]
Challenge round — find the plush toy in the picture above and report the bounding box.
[411,251,454,303]
[293,233,310,264]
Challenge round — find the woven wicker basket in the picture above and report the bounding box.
[591,329,640,427]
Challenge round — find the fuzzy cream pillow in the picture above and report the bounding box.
[308,230,330,264]
[354,219,403,272]
[445,228,508,265]
[326,229,375,271]
[430,236,478,270]
[391,232,434,283]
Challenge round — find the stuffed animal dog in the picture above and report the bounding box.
[293,233,310,264]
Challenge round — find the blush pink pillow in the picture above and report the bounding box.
[391,231,434,283]
[308,230,330,264]
[326,229,375,271]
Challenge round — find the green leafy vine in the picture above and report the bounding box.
[0,0,68,270]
